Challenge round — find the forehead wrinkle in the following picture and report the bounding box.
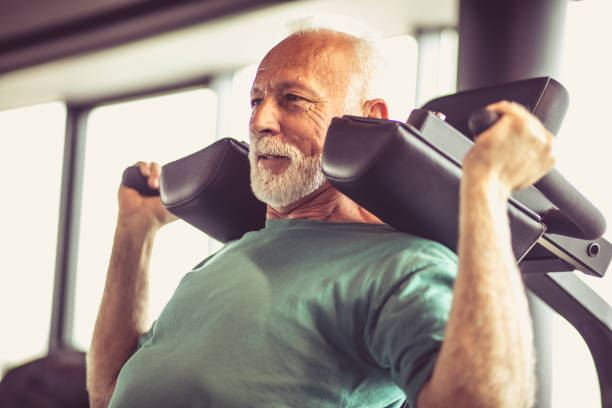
[252,67,326,98]
[274,79,318,94]
[254,31,364,105]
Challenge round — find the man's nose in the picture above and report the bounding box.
[250,97,281,136]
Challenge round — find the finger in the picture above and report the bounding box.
[149,162,161,190]
[486,100,529,116]
[532,120,553,145]
[547,131,557,160]
[513,109,552,144]
[486,101,537,134]
[488,100,553,140]
[486,99,510,110]
[134,161,151,177]
[471,100,522,139]
[471,108,511,141]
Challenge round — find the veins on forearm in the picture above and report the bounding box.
[433,177,535,407]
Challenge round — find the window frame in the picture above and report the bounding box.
[49,76,213,352]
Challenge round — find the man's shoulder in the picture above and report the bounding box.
[353,223,457,264]
[299,220,459,274]
[192,220,457,272]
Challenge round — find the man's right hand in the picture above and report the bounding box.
[89,161,175,407]
[118,161,178,231]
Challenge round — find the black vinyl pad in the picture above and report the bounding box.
[154,77,604,256]
[160,138,266,242]
[321,115,545,261]
[421,76,569,138]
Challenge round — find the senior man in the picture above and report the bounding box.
[87,26,554,408]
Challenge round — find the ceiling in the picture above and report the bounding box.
[0,0,457,111]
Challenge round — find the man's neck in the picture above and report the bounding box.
[266,182,384,224]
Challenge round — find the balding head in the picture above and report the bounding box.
[259,29,381,114]
[248,27,388,209]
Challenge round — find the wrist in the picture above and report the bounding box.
[461,165,512,203]
[116,213,161,237]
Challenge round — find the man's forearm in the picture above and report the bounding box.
[87,218,156,407]
[421,176,535,408]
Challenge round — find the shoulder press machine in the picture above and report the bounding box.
[123,77,612,408]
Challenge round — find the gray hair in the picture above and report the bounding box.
[285,14,385,113]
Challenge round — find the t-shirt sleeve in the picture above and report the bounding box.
[134,250,223,352]
[136,321,156,350]
[364,242,457,407]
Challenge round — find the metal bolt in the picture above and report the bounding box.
[587,243,600,257]
[429,111,447,121]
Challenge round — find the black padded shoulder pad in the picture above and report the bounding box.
[422,76,569,137]
[160,138,266,242]
[322,115,546,261]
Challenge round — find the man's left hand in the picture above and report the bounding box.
[462,100,556,196]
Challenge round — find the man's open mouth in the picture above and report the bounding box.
[256,153,291,171]
[258,154,289,160]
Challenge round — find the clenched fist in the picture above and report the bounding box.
[118,161,178,231]
[462,100,556,196]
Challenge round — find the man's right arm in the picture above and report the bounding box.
[86,162,176,408]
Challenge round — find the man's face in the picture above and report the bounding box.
[248,32,361,208]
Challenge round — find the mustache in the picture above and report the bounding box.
[249,137,303,160]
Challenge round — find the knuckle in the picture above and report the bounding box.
[509,114,529,132]
[510,101,528,113]
[134,161,152,176]
[549,142,557,159]
[544,145,553,159]
[518,116,530,129]
[487,100,509,112]
[550,155,557,168]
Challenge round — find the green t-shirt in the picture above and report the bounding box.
[109,219,457,408]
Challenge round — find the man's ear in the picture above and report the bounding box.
[362,99,389,120]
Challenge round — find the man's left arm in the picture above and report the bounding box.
[417,101,555,408]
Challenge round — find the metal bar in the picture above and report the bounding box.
[538,233,611,278]
[519,258,574,274]
[523,272,612,408]
[457,2,569,406]
[49,105,89,352]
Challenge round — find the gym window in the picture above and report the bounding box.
[0,102,66,373]
[71,88,218,349]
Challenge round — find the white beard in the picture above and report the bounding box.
[249,137,326,208]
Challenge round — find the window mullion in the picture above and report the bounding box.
[49,105,89,352]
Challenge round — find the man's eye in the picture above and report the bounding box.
[285,94,303,102]
[250,98,262,108]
